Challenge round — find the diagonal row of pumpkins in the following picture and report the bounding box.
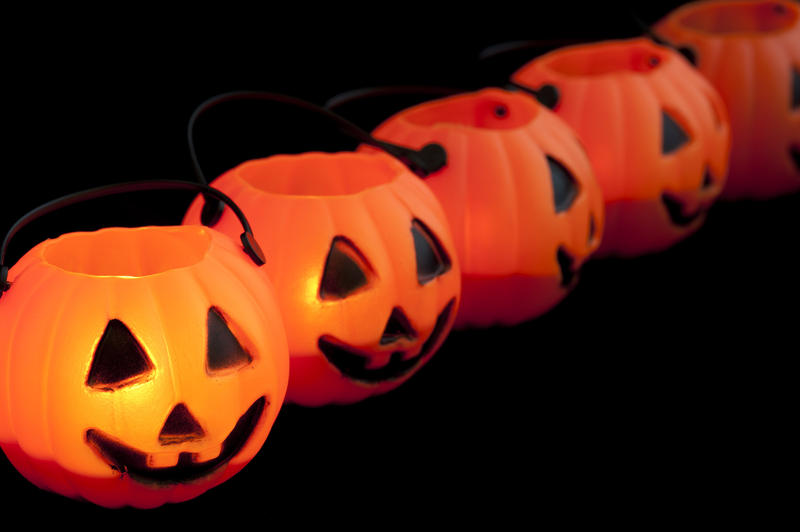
[0,0,797,508]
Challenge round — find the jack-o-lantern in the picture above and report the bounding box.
[184,152,460,406]
[512,38,732,257]
[655,0,800,199]
[358,88,604,328]
[0,182,289,508]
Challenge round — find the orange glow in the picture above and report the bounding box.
[184,151,461,406]
[361,88,605,328]
[512,39,732,257]
[656,0,800,199]
[0,226,289,508]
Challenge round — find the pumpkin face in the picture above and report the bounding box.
[183,152,460,406]
[655,0,800,199]
[0,226,289,508]
[512,38,731,257]
[362,88,604,328]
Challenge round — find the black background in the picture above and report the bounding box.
[1,1,795,523]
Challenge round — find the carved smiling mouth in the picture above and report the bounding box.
[318,298,456,384]
[556,246,577,287]
[661,168,717,227]
[85,396,266,485]
[661,192,706,226]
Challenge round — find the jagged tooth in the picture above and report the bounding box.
[193,443,223,463]
[148,452,180,468]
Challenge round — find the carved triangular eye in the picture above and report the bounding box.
[412,219,452,285]
[662,110,690,154]
[87,320,154,390]
[547,156,579,213]
[319,237,372,300]
[792,68,799,110]
[207,307,252,373]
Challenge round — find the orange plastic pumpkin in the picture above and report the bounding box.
[655,0,800,199]
[184,152,461,406]
[512,38,732,257]
[0,183,289,508]
[360,88,604,328]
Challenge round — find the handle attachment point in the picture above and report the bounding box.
[377,141,447,177]
[1,266,9,294]
[241,232,266,266]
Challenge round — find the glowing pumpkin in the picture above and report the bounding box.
[0,183,289,508]
[184,151,461,406]
[512,38,732,257]
[360,88,604,328]
[655,0,800,199]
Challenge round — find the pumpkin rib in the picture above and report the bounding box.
[543,118,597,261]
[618,73,652,197]
[176,265,253,449]
[452,128,473,272]
[268,199,297,290]
[138,274,181,421]
[8,271,69,459]
[508,128,551,274]
[41,275,83,496]
[1,267,59,493]
[491,131,522,275]
[188,243,288,434]
[540,112,585,185]
[517,126,566,274]
[609,75,630,202]
[202,251,274,354]
[443,127,470,261]
[560,79,591,151]
[656,64,704,192]
[759,34,793,113]
[361,188,407,308]
[738,37,759,195]
[1,267,57,444]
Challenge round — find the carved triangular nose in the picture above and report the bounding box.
[380,307,417,345]
[159,403,205,445]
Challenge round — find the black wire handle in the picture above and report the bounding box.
[0,180,266,298]
[505,81,561,110]
[187,91,448,226]
[324,85,463,112]
[630,15,697,66]
[477,11,698,74]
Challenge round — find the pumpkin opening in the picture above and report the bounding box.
[43,226,212,277]
[677,1,798,34]
[238,152,402,196]
[401,91,539,130]
[544,41,668,76]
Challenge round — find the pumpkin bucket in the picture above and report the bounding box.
[512,38,732,257]
[655,0,800,199]
[183,92,461,406]
[329,86,605,328]
[0,181,289,508]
